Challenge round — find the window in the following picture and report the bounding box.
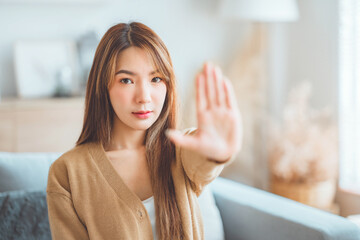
[339,0,360,192]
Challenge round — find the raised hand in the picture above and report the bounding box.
[166,62,242,162]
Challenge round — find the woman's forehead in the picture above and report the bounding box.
[115,46,157,72]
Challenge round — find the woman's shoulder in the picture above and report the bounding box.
[47,142,95,194]
[49,142,95,174]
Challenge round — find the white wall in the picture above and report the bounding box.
[285,0,338,116]
[0,0,246,103]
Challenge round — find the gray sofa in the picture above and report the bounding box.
[0,152,360,240]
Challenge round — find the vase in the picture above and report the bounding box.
[270,177,337,210]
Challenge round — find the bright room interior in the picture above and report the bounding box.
[0,0,360,239]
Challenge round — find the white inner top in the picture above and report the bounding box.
[141,185,225,240]
[142,196,157,240]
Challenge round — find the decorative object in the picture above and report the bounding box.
[215,0,299,189]
[53,65,74,97]
[268,81,338,210]
[14,40,79,99]
[77,31,99,96]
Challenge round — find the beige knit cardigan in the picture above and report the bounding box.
[46,128,233,239]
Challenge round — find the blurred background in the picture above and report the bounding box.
[0,0,359,221]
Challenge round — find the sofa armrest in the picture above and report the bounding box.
[210,177,360,240]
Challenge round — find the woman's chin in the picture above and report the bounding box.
[128,122,154,131]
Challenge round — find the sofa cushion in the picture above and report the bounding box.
[198,184,225,240]
[0,189,51,240]
[0,152,61,192]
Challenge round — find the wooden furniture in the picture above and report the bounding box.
[0,97,84,152]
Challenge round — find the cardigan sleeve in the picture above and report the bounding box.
[47,192,90,240]
[178,128,237,196]
[46,159,90,240]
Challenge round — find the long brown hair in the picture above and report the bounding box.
[76,22,183,239]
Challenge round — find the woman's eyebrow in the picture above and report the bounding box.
[150,70,160,75]
[115,70,135,76]
[115,69,160,76]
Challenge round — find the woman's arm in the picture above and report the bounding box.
[47,192,90,240]
[175,128,238,195]
[47,160,90,240]
[167,62,242,195]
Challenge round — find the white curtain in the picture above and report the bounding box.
[339,0,360,189]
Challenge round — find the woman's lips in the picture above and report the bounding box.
[132,111,152,119]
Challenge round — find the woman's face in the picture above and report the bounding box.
[109,46,167,131]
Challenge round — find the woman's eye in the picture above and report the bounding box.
[120,78,133,84]
[152,77,162,83]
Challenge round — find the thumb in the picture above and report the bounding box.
[165,129,198,151]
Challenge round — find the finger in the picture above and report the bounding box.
[213,66,225,106]
[223,77,238,110]
[196,73,207,113]
[165,129,199,151]
[204,62,215,108]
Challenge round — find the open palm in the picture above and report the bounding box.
[166,62,242,162]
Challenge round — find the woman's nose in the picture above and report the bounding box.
[136,82,151,103]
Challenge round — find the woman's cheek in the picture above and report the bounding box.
[116,89,131,103]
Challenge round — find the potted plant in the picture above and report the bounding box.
[268,82,338,211]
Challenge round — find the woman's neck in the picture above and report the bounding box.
[105,118,146,151]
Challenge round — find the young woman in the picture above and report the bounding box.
[46,22,242,240]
